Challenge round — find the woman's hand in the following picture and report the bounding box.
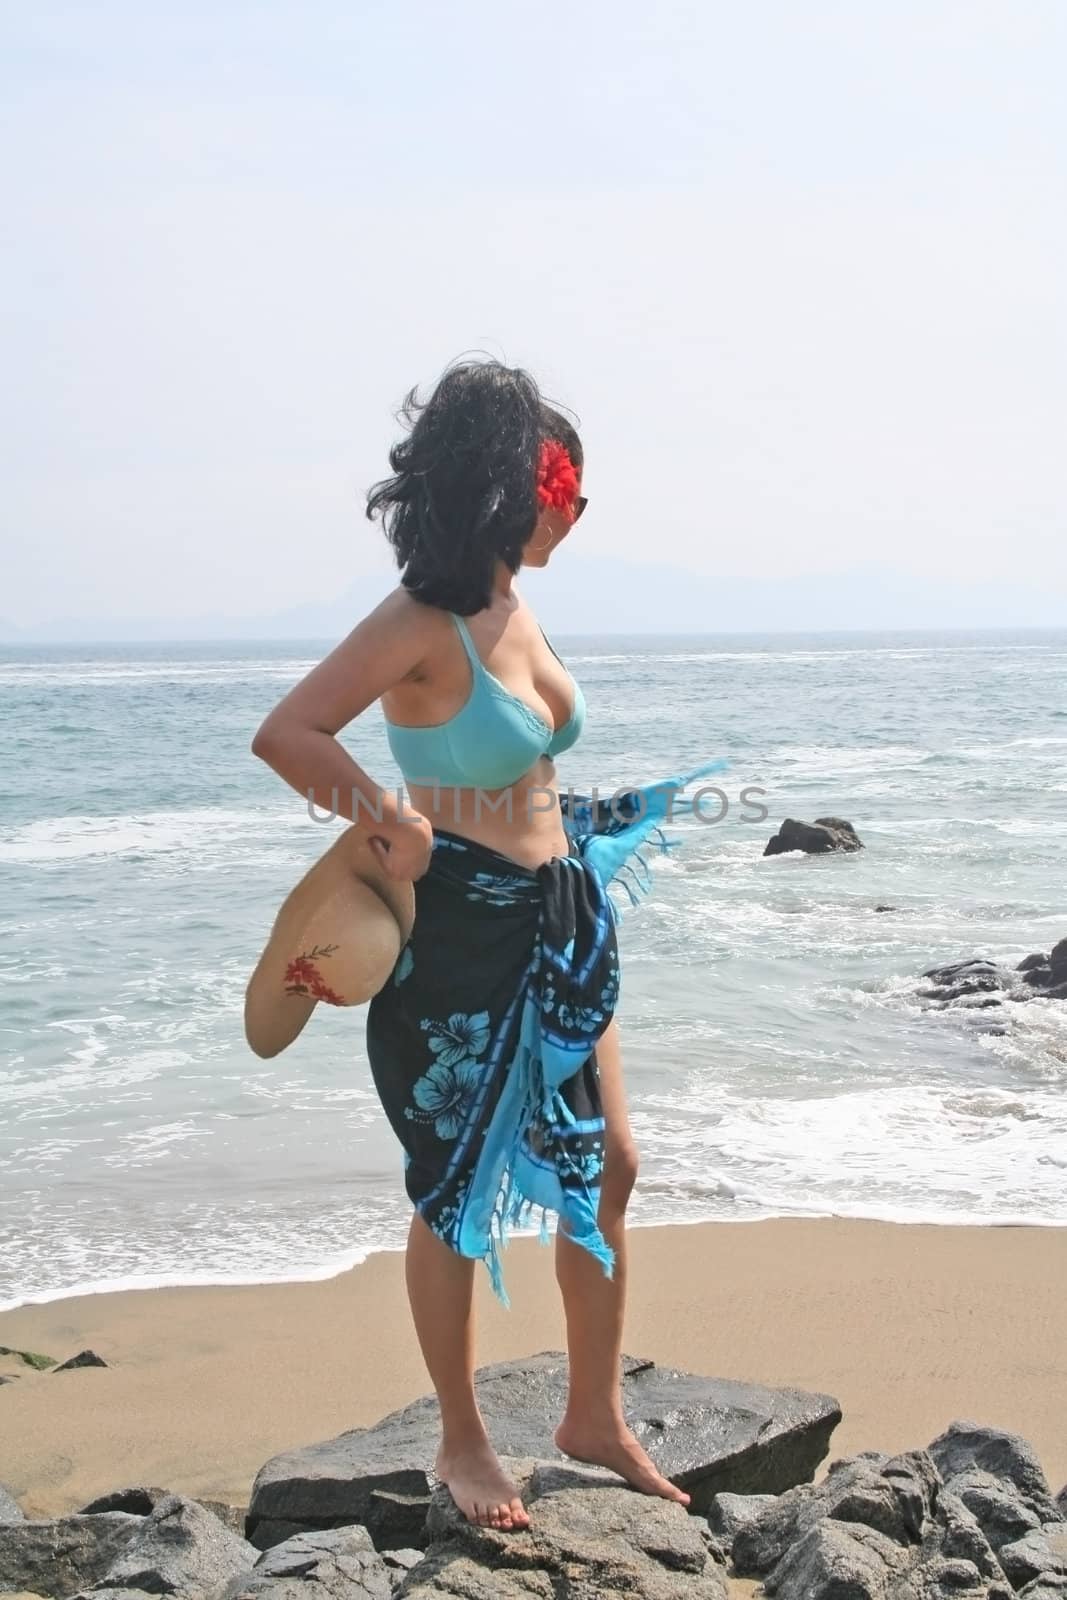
[369,809,434,882]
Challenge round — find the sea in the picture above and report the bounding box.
[2,630,1066,1311]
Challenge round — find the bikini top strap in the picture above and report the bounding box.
[449,613,484,672]
[452,611,572,688]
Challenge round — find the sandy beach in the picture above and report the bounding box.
[1,1216,1065,1521]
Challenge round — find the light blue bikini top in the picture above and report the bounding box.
[385,613,586,790]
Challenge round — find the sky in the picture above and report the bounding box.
[2,1,1065,633]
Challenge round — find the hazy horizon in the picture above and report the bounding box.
[4,3,1064,632]
[4,556,1067,643]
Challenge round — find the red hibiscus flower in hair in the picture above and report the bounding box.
[536,439,579,515]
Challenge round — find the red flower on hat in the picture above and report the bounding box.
[285,946,344,1006]
[536,439,579,515]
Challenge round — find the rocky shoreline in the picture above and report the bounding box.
[756,812,1067,1022]
[919,941,1067,1011]
[3,1353,1065,1600]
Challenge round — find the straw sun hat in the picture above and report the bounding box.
[244,825,416,1059]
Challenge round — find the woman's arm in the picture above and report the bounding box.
[251,588,433,880]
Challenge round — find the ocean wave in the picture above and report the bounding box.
[0,806,310,863]
[0,1243,381,1315]
[631,1080,1067,1227]
[5,632,1067,1306]
[0,661,318,688]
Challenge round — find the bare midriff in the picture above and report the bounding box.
[407,754,569,872]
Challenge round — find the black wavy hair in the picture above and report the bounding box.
[366,358,582,615]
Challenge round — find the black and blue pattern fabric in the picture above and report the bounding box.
[365,762,726,1303]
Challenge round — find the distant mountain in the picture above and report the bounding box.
[0,577,395,646]
[4,560,1066,642]
[524,560,1067,634]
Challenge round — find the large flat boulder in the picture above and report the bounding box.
[247,1352,840,1551]
[397,1459,729,1599]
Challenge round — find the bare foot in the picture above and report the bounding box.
[435,1440,530,1530]
[554,1415,690,1506]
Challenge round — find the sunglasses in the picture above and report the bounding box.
[573,496,588,522]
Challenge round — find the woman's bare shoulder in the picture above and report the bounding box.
[360,585,451,639]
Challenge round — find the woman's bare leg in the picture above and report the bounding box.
[405,1210,529,1528]
[553,1021,689,1504]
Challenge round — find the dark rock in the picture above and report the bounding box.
[1017,953,1050,973]
[949,976,1006,998]
[384,1548,423,1569]
[931,1491,1004,1584]
[1050,938,1067,977]
[873,1452,943,1541]
[921,961,1007,992]
[764,817,864,856]
[897,1557,1014,1597]
[248,1352,840,1551]
[1058,1486,1067,1518]
[79,1486,172,1516]
[700,1526,730,1566]
[732,1455,887,1575]
[928,1423,1063,1524]
[399,1459,728,1598]
[383,1547,424,1583]
[731,1450,1027,1597]
[217,1525,393,1598]
[54,1348,109,1372]
[401,1558,553,1598]
[762,1518,912,1598]
[918,950,1067,1012]
[200,1500,251,1539]
[875,905,898,913]
[942,1467,1043,1550]
[0,1484,23,1522]
[246,1518,310,1549]
[87,1493,256,1597]
[997,1527,1067,1589]
[74,1590,181,1600]
[815,816,863,841]
[77,1484,248,1539]
[732,1451,940,1579]
[0,1512,142,1597]
[706,1491,777,1547]
[1018,1579,1067,1600]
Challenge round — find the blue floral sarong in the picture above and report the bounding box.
[365,764,725,1303]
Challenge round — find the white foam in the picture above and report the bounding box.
[0,660,319,688]
[0,1243,384,1314]
[0,807,308,863]
[629,1080,1067,1228]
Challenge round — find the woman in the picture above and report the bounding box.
[252,359,693,1533]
